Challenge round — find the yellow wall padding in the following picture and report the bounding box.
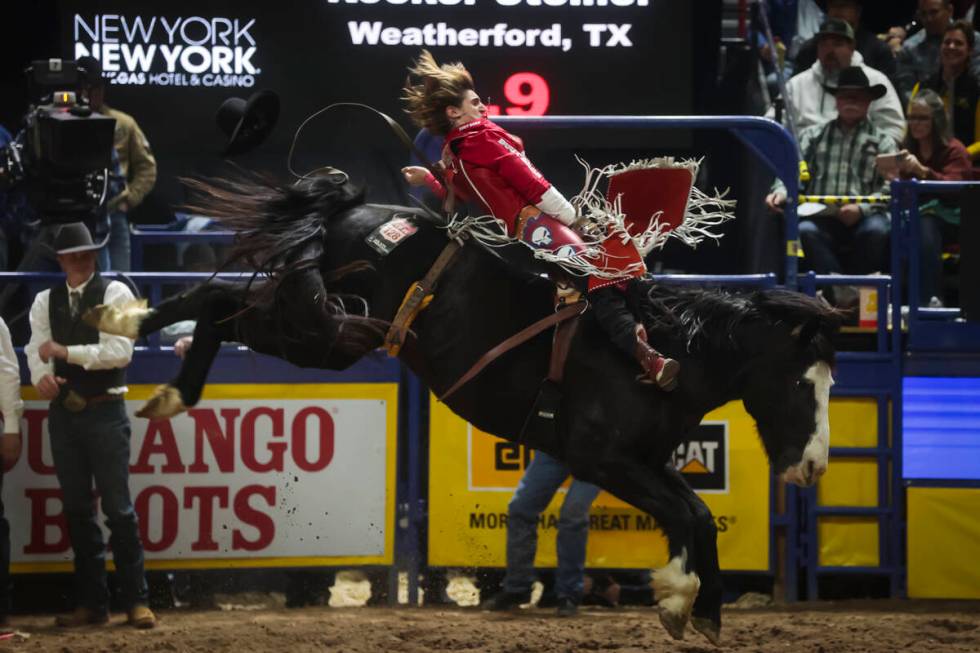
[908,487,980,599]
[816,399,882,567]
[829,398,879,448]
[818,517,880,567]
[818,458,878,507]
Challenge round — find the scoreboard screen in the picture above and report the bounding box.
[60,1,694,206]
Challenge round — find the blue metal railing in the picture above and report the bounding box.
[797,272,903,598]
[129,226,235,272]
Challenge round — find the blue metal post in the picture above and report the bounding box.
[404,369,424,606]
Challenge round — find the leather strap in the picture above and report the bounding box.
[440,301,588,402]
[384,240,462,356]
[548,313,581,383]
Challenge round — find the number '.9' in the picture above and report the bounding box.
[487,72,550,116]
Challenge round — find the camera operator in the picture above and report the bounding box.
[76,57,156,272]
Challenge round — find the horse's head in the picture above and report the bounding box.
[738,291,841,487]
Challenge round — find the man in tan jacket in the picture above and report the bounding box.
[77,56,157,272]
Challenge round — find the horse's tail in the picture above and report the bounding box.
[181,171,388,360]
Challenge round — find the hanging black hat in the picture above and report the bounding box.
[215,90,280,157]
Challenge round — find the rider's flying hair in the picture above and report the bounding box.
[402,49,475,136]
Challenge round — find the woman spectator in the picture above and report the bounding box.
[900,89,972,305]
[915,20,980,153]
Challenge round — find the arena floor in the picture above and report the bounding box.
[5,601,979,653]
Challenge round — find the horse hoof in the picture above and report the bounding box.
[136,385,186,419]
[658,607,687,640]
[83,300,149,339]
[692,617,721,646]
[651,553,700,641]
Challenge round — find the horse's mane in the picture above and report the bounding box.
[182,171,365,277]
[180,172,387,359]
[630,281,841,359]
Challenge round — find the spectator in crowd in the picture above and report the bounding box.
[481,451,599,617]
[894,0,980,102]
[24,222,156,629]
[76,56,157,272]
[777,18,906,144]
[767,67,897,279]
[763,0,826,60]
[913,20,980,152]
[0,316,23,631]
[794,0,898,83]
[899,89,972,304]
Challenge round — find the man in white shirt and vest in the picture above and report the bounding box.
[24,223,155,629]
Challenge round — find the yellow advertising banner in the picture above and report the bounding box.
[428,397,770,571]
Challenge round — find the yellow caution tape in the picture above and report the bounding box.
[798,194,891,205]
[799,160,811,183]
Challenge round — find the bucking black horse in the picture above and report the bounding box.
[86,172,839,645]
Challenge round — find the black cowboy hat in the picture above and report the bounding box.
[215,90,280,157]
[824,66,887,100]
[49,222,108,255]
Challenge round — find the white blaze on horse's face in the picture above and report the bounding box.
[782,361,834,487]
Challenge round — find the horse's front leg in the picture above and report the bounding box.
[661,464,722,645]
[591,458,701,642]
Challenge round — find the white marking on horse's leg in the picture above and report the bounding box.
[783,361,834,486]
[135,384,186,419]
[84,299,149,339]
[651,548,701,640]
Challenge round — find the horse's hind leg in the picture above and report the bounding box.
[591,459,701,641]
[85,279,246,339]
[137,286,245,418]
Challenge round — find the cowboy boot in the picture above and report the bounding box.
[591,287,680,389]
[635,325,680,391]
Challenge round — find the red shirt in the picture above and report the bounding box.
[425,118,552,234]
[902,138,973,182]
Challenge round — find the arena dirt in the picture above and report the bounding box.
[3,600,978,653]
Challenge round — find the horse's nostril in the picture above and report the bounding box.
[804,459,817,484]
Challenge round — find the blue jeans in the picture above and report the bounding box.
[798,212,890,275]
[107,212,130,271]
[48,399,147,611]
[503,451,600,601]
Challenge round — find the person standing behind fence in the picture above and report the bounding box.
[0,316,24,630]
[24,222,156,629]
[481,450,600,617]
[76,56,157,272]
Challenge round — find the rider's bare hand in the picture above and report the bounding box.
[401,166,429,187]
